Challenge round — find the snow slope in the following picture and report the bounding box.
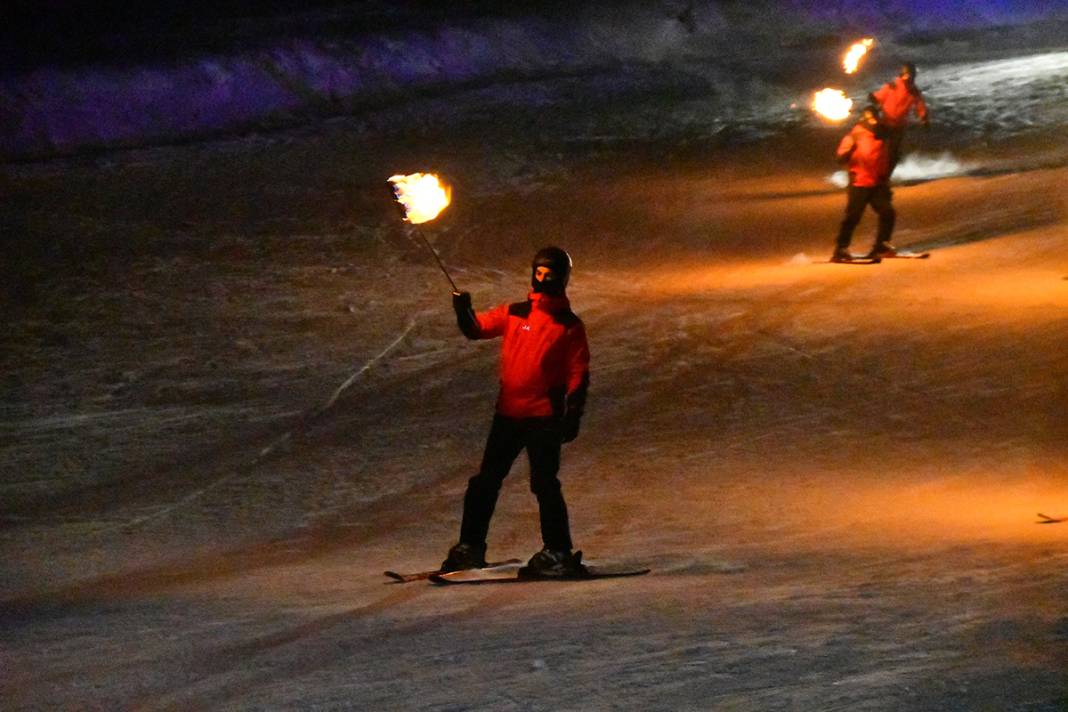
[2,9,1068,711]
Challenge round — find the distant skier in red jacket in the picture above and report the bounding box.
[441,246,590,576]
[832,105,897,262]
[870,61,930,172]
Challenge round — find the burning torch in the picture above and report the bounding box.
[812,88,854,123]
[387,172,458,292]
[842,38,875,75]
[809,38,877,124]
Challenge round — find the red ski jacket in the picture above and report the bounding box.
[872,78,928,128]
[837,122,891,187]
[468,291,590,419]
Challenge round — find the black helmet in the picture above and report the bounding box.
[901,61,917,79]
[531,246,572,295]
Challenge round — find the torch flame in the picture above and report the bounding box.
[812,88,853,122]
[388,172,451,224]
[842,38,875,74]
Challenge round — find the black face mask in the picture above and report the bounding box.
[532,270,565,295]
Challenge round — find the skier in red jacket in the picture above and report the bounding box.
[441,246,590,576]
[832,105,897,262]
[870,61,930,172]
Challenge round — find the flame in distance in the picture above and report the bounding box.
[843,38,875,74]
[388,172,452,224]
[811,88,853,122]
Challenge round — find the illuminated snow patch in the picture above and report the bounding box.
[827,171,849,188]
[924,52,1068,97]
[827,152,974,187]
[892,152,975,182]
[922,52,1068,134]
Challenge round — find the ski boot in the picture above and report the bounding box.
[830,247,854,263]
[522,547,587,577]
[440,542,487,572]
[868,241,897,259]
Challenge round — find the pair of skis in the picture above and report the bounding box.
[385,554,650,586]
[390,506,1060,585]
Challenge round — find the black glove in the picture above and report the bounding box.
[452,291,471,310]
[452,291,480,339]
[560,412,581,443]
[560,384,587,444]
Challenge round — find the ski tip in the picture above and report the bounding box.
[1036,513,1064,524]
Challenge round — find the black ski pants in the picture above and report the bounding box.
[459,414,573,552]
[886,125,907,174]
[836,183,895,250]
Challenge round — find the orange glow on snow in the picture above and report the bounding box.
[843,38,875,74]
[388,172,452,224]
[812,88,853,122]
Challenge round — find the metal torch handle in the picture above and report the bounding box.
[412,224,459,293]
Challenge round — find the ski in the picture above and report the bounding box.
[881,251,930,259]
[385,558,523,583]
[817,255,882,265]
[816,251,930,264]
[1036,513,1064,525]
[428,556,650,585]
